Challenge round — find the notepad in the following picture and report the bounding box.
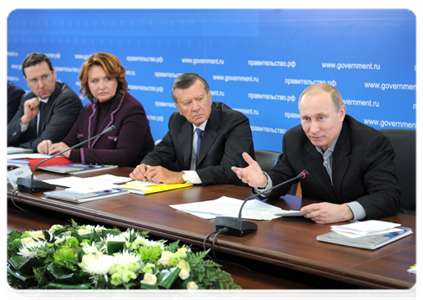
[119,182,193,195]
[39,163,118,175]
[44,187,129,203]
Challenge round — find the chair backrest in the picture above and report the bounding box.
[254,150,299,196]
[379,129,416,215]
[254,150,281,173]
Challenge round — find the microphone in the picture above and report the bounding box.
[16,125,116,193]
[214,170,309,237]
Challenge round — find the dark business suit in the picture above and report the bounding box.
[7,81,25,124]
[7,82,82,151]
[266,115,401,220]
[142,102,255,186]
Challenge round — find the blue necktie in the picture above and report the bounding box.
[195,128,203,168]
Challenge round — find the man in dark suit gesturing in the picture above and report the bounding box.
[232,83,401,224]
[8,53,82,152]
[130,73,255,186]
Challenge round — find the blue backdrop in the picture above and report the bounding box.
[7,9,416,152]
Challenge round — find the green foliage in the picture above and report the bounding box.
[7,220,241,290]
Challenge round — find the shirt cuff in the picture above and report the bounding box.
[345,201,367,221]
[253,171,272,197]
[182,170,202,184]
[20,122,29,132]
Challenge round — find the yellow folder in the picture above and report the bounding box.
[119,182,193,195]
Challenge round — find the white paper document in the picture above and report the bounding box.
[43,174,132,188]
[7,147,33,155]
[331,220,401,237]
[407,265,416,274]
[7,153,51,159]
[170,196,284,220]
[275,210,310,217]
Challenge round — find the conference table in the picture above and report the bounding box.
[7,167,416,290]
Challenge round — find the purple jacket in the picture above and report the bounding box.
[62,93,154,167]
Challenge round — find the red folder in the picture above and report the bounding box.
[26,157,73,171]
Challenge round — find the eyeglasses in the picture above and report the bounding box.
[27,72,53,86]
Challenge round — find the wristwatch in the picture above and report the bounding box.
[182,173,188,183]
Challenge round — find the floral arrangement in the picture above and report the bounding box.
[7,220,241,290]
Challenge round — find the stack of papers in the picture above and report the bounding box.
[170,196,284,220]
[7,147,33,155]
[7,153,50,167]
[331,220,403,238]
[43,174,132,188]
[45,187,129,203]
[407,264,416,274]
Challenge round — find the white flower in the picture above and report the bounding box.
[141,272,157,285]
[157,251,173,266]
[28,230,45,240]
[20,237,34,246]
[48,224,63,234]
[187,281,198,290]
[77,229,93,236]
[84,224,107,232]
[178,267,190,280]
[177,247,188,254]
[83,254,114,276]
[112,250,141,266]
[53,234,79,245]
[82,242,100,254]
[79,252,103,270]
[18,240,49,258]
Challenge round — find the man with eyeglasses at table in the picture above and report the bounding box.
[8,53,82,152]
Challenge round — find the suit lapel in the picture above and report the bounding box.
[303,140,336,201]
[331,122,351,201]
[38,82,61,133]
[178,121,195,169]
[197,106,219,167]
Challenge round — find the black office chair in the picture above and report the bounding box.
[254,150,298,195]
[379,129,416,215]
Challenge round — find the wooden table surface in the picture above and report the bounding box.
[7,167,416,289]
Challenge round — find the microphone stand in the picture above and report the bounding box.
[16,125,116,193]
[214,170,308,237]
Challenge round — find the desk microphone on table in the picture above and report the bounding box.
[16,125,116,193]
[214,170,309,237]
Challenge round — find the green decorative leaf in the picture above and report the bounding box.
[139,283,160,296]
[46,263,75,281]
[107,241,125,254]
[157,267,180,289]
[42,230,51,242]
[8,256,43,274]
[8,255,31,271]
[46,282,92,289]
[7,264,35,281]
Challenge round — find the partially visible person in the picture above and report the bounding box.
[7,81,25,124]
[232,83,401,224]
[37,52,155,167]
[130,73,255,186]
[8,53,82,151]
